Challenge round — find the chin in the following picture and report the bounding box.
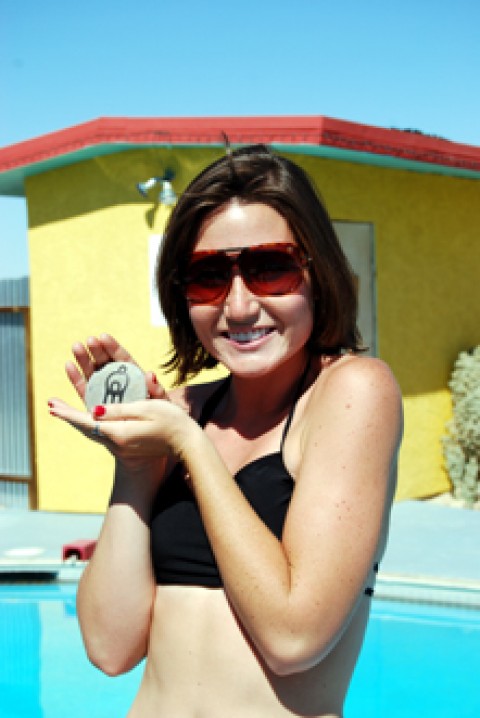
[222,350,307,380]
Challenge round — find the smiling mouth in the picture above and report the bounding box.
[226,328,272,344]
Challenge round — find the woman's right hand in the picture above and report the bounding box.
[65,333,164,404]
[59,333,170,487]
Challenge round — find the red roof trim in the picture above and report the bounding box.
[1,115,480,174]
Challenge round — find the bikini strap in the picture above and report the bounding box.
[280,358,311,451]
[198,375,232,428]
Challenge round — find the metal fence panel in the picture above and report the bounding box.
[0,277,29,307]
[0,278,31,508]
[0,312,30,477]
[0,479,29,509]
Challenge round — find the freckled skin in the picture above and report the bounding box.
[54,202,402,718]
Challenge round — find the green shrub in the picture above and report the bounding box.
[442,346,480,506]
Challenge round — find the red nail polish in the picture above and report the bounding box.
[93,405,106,418]
[152,373,158,384]
[48,401,54,408]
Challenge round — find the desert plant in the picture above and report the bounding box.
[442,346,480,506]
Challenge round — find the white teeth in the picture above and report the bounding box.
[229,328,269,343]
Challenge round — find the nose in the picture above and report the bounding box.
[224,271,260,321]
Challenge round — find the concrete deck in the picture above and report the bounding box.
[1,500,480,602]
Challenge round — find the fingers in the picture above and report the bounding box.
[146,371,168,400]
[71,341,97,381]
[84,334,135,367]
[66,360,87,400]
[65,336,167,414]
[49,398,106,442]
[49,397,150,457]
[91,400,153,422]
[71,334,137,379]
[49,395,178,462]
[86,335,113,369]
[96,334,136,365]
[67,334,139,399]
[49,398,127,452]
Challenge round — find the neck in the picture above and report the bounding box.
[224,352,312,423]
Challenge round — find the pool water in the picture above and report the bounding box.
[1,582,479,718]
[0,583,142,718]
[345,598,480,717]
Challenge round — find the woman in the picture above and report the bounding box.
[49,146,402,718]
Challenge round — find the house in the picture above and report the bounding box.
[1,115,479,512]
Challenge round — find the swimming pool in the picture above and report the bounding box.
[346,596,480,717]
[1,582,479,718]
[0,582,142,718]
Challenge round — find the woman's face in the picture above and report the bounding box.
[187,200,314,380]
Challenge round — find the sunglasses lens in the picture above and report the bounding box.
[184,254,231,303]
[243,247,304,296]
[184,244,307,304]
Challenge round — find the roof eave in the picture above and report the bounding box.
[2,115,480,197]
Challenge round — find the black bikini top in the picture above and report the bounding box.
[150,369,308,588]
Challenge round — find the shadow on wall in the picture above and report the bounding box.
[26,147,224,228]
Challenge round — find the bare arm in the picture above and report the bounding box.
[52,355,402,676]
[180,357,402,674]
[52,335,171,675]
[76,460,161,675]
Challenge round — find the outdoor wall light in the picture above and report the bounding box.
[136,170,177,206]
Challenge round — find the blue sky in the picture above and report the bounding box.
[1,0,479,278]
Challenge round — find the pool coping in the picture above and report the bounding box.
[1,559,480,608]
[2,500,480,608]
[375,572,480,608]
[0,557,85,582]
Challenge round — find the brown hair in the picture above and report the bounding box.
[157,145,362,384]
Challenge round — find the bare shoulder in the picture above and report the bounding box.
[307,355,403,441]
[316,356,401,402]
[167,377,228,420]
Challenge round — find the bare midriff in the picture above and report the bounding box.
[126,584,371,718]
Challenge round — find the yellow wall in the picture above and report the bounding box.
[291,153,480,500]
[26,147,480,511]
[26,148,226,512]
